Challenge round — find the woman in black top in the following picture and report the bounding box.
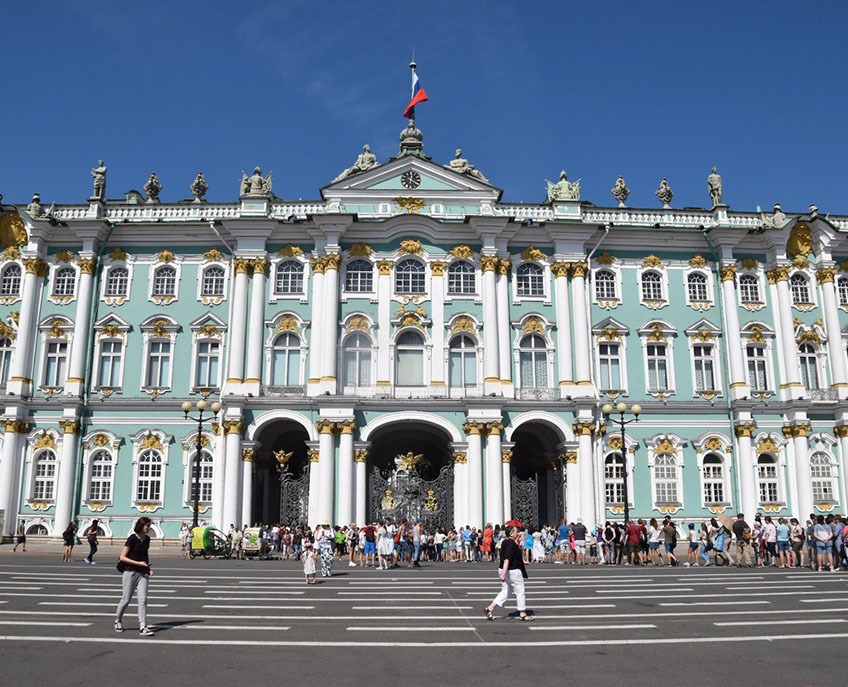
[62,522,77,562]
[484,526,533,621]
[114,517,154,636]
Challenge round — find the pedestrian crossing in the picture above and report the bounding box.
[0,561,847,647]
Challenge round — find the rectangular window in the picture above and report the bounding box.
[146,341,171,388]
[98,340,123,388]
[33,459,56,500]
[812,480,833,502]
[89,462,112,501]
[757,464,779,503]
[703,466,724,503]
[599,342,621,390]
[693,344,715,392]
[746,345,768,392]
[646,343,668,392]
[195,341,220,388]
[396,349,424,386]
[43,341,68,387]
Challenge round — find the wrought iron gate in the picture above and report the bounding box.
[368,455,452,530]
[511,473,539,527]
[555,467,566,523]
[279,464,309,525]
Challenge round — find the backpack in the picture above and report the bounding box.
[742,526,752,542]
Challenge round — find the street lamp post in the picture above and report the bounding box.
[182,399,222,529]
[601,402,641,525]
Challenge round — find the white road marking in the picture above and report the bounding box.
[202,605,315,609]
[351,605,474,610]
[38,602,169,608]
[160,624,291,631]
[660,601,770,606]
[0,620,92,627]
[346,626,475,632]
[715,619,848,626]
[801,598,848,603]
[530,624,657,631]
[530,604,616,609]
[0,588,42,592]
[337,591,442,595]
[597,588,694,593]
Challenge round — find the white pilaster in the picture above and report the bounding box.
[836,426,848,512]
[734,422,758,519]
[225,258,251,387]
[771,266,804,400]
[354,448,367,526]
[465,422,484,527]
[0,422,25,537]
[307,259,325,394]
[65,258,96,396]
[316,421,336,525]
[570,262,592,394]
[222,419,243,529]
[241,451,253,528]
[336,420,355,526]
[818,268,848,399]
[319,254,340,394]
[8,258,46,397]
[430,262,446,385]
[211,427,226,530]
[52,418,80,533]
[502,444,513,523]
[376,260,392,387]
[565,450,580,523]
[307,446,320,527]
[719,265,750,400]
[552,262,574,397]
[484,423,504,526]
[452,449,468,528]
[790,423,813,519]
[576,424,597,527]
[480,257,500,393]
[496,259,513,393]
[244,257,268,393]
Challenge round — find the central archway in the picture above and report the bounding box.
[249,420,311,526]
[509,419,568,527]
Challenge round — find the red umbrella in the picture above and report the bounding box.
[504,519,523,528]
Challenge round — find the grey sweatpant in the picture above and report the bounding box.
[115,570,149,624]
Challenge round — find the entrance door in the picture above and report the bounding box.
[368,455,453,529]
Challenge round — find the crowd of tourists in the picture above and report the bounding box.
[200,511,848,575]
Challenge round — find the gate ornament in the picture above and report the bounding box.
[369,456,453,529]
[274,449,293,466]
[395,451,423,472]
[381,489,396,510]
[423,490,438,511]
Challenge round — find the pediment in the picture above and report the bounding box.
[683,318,722,337]
[592,316,629,335]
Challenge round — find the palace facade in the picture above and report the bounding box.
[1,123,848,540]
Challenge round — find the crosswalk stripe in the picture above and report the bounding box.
[714,619,848,626]
[530,624,656,631]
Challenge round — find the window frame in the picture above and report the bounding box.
[394,258,427,295]
[756,453,782,505]
[0,262,22,301]
[448,333,479,389]
[515,262,545,298]
[198,263,228,305]
[343,259,375,295]
[518,332,550,390]
[700,453,729,506]
[789,272,813,307]
[29,449,57,503]
[269,331,304,387]
[50,265,78,301]
[446,260,477,296]
[684,270,712,309]
[341,331,374,390]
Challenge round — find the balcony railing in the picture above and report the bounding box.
[260,385,307,398]
[808,388,839,402]
[341,384,485,400]
[517,387,558,401]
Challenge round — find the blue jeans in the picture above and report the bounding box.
[413,541,421,561]
[87,540,98,561]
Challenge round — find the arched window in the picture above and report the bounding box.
[838,277,848,306]
[790,273,810,304]
[595,270,616,300]
[702,453,725,504]
[447,261,476,295]
[32,450,57,501]
[152,266,177,297]
[271,333,301,386]
[53,267,76,297]
[201,266,225,297]
[757,454,780,503]
[519,334,548,388]
[739,274,761,303]
[604,453,625,506]
[799,343,819,390]
[516,263,544,297]
[449,335,477,388]
[345,260,373,293]
[641,271,663,301]
[654,454,679,503]
[810,452,836,503]
[0,336,13,386]
[136,449,164,502]
[26,524,48,535]
[88,451,113,501]
[274,261,304,294]
[687,272,709,302]
[105,267,129,297]
[395,330,424,386]
[395,259,425,294]
[342,333,372,388]
[188,450,214,504]
[0,264,21,296]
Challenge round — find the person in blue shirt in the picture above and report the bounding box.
[555,520,570,564]
[462,526,473,562]
[775,517,791,568]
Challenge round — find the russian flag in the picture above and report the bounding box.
[403,66,429,119]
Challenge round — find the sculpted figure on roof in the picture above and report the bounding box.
[761,203,787,229]
[91,160,107,200]
[707,166,723,207]
[240,166,273,197]
[332,144,380,182]
[545,170,580,202]
[447,149,488,183]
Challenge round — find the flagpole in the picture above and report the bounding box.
[408,60,417,122]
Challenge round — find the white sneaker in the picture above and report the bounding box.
[348,562,356,567]
[683,562,690,567]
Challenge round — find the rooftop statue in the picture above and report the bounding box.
[90,160,107,200]
[190,172,208,202]
[655,178,674,209]
[611,176,630,207]
[144,172,162,203]
[761,203,787,229]
[26,193,55,219]
[332,144,380,182]
[545,170,580,202]
[447,149,488,183]
[398,120,424,156]
[240,165,273,197]
[707,166,723,207]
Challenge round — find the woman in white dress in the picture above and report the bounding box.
[377,521,393,570]
[532,528,546,563]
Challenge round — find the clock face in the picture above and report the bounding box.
[400,171,421,189]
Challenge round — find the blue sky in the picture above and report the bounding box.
[2,2,846,213]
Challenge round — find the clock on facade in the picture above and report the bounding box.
[400,170,421,189]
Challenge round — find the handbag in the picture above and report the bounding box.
[116,560,127,573]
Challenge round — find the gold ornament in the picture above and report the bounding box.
[450,245,474,260]
[398,239,422,254]
[109,248,128,261]
[279,245,304,257]
[689,255,707,268]
[347,243,373,257]
[786,222,813,258]
[0,211,28,247]
[396,198,425,214]
[520,246,545,261]
[204,247,223,262]
[157,249,175,263]
[642,255,663,269]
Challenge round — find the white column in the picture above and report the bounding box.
[818,268,848,398]
[354,449,367,526]
[241,451,253,528]
[570,261,592,393]
[791,423,813,519]
[320,254,340,393]
[316,421,336,525]
[496,260,513,390]
[8,258,46,396]
[552,262,574,396]
[65,258,96,396]
[336,421,355,526]
[452,450,468,528]
[502,446,513,523]
[734,422,758,519]
[376,261,392,387]
[307,447,320,526]
[430,262,446,385]
[244,257,268,389]
[480,257,500,393]
[222,420,243,529]
[484,423,504,525]
[465,422,484,527]
[52,419,80,533]
[835,426,848,512]
[307,259,325,391]
[211,427,226,530]
[770,266,804,400]
[0,422,25,537]
[719,265,749,398]
[565,450,580,523]
[225,259,251,386]
[576,423,597,527]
